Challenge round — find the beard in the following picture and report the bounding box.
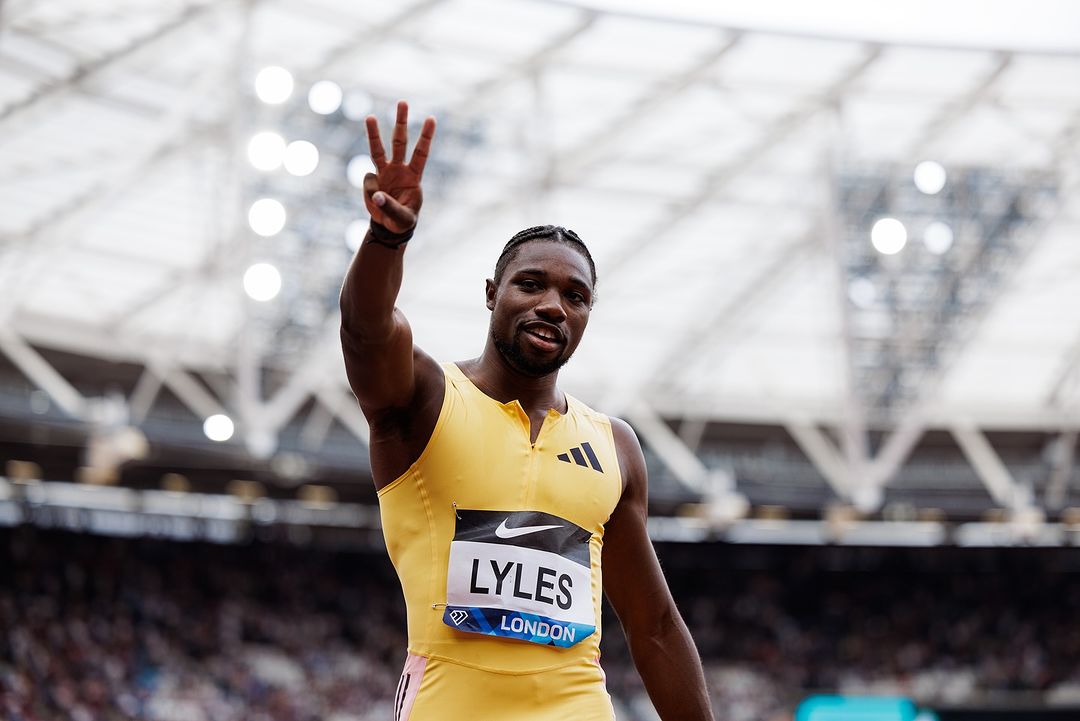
[492,325,573,378]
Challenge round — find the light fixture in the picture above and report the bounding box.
[342,91,373,120]
[283,140,319,177]
[243,262,282,301]
[871,217,907,255]
[308,80,342,115]
[914,160,947,195]
[254,66,293,104]
[345,219,367,251]
[848,277,877,308]
[346,154,374,188]
[248,198,286,237]
[203,414,235,442]
[247,131,286,171]
[924,221,954,255]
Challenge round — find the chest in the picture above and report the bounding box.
[424,395,622,533]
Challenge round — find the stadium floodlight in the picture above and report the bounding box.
[255,66,293,104]
[847,277,877,308]
[913,160,947,195]
[346,154,375,188]
[203,414,235,442]
[283,140,319,177]
[871,217,907,255]
[248,198,286,236]
[342,90,374,120]
[923,221,954,255]
[243,262,282,301]
[247,131,286,171]
[345,219,367,251]
[308,80,343,115]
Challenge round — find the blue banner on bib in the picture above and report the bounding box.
[443,606,595,648]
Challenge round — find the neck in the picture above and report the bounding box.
[464,341,565,414]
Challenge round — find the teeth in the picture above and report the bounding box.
[529,327,556,341]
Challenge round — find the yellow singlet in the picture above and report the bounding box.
[378,363,623,721]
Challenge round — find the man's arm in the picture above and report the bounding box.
[339,101,437,415]
[603,417,713,721]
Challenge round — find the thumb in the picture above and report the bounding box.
[371,190,416,232]
[362,173,417,232]
[361,173,382,214]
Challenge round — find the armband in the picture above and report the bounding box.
[366,221,414,249]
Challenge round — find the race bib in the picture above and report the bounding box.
[443,509,595,648]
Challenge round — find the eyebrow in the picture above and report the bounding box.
[515,267,592,291]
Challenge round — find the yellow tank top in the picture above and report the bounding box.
[377,363,623,674]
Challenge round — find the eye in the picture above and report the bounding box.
[566,291,587,305]
[517,278,541,291]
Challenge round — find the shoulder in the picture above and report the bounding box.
[607,416,641,451]
[607,416,647,496]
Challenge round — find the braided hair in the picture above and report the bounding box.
[492,225,597,291]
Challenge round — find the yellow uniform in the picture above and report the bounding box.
[378,363,623,721]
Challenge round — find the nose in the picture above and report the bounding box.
[534,288,567,323]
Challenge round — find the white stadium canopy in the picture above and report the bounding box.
[2,0,1080,522]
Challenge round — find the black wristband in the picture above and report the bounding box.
[366,221,414,249]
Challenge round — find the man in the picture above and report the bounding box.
[340,101,712,721]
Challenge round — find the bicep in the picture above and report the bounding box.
[603,496,674,635]
[341,309,435,415]
[602,419,678,633]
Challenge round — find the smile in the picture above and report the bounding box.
[528,328,558,341]
[521,324,564,351]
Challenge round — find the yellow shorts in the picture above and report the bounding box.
[393,653,616,721]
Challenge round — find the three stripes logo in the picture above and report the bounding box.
[556,441,603,473]
[394,672,412,721]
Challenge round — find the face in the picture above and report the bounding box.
[486,241,594,378]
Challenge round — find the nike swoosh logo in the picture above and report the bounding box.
[494,519,563,539]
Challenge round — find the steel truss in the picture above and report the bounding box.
[0,1,1078,520]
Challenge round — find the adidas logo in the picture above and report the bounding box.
[556,442,604,473]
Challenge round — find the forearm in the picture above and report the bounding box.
[627,610,712,721]
[339,224,408,343]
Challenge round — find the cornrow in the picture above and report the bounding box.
[493,225,597,289]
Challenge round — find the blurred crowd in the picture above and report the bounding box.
[607,544,1080,720]
[3,529,1080,721]
[1,529,404,721]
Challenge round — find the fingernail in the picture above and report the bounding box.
[373,192,385,207]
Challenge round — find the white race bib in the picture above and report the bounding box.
[443,509,595,648]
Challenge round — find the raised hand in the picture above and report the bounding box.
[363,100,437,234]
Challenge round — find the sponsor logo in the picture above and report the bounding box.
[556,441,604,473]
[494,519,563,539]
[448,609,469,626]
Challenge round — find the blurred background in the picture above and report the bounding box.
[1,0,1080,719]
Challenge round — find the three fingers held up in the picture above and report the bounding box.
[362,100,436,233]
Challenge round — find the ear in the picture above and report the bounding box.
[485,278,496,311]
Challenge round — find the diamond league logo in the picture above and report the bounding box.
[448,609,469,626]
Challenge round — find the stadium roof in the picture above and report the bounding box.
[2,0,1079,513]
